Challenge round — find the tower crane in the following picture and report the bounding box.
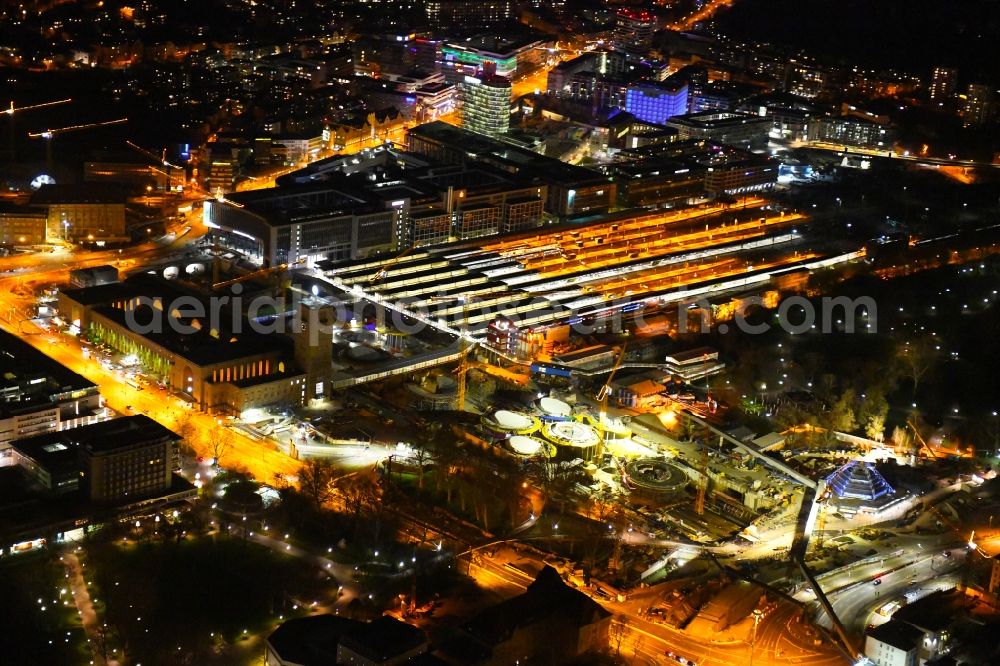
[594,340,628,457]
[906,418,937,461]
[125,139,184,191]
[28,117,127,170]
[427,288,573,411]
[3,98,71,161]
[211,257,306,291]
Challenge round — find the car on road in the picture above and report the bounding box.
[873,578,882,586]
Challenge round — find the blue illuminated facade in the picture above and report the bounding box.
[624,83,689,125]
[825,461,894,500]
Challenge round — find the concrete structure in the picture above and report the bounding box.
[663,346,725,381]
[84,159,184,192]
[614,9,657,54]
[440,35,551,82]
[12,416,178,504]
[56,274,326,413]
[425,0,514,28]
[407,122,614,218]
[962,83,996,126]
[809,116,892,150]
[625,82,689,126]
[208,145,547,263]
[929,66,958,101]
[69,264,119,288]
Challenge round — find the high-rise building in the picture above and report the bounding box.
[461,70,512,138]
[614,9,657,53]
[425,0,514,28]
[929,66,958,101]
[963,83,996,126]
[624,82,689,125]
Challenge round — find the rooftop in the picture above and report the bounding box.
[30,183,129,205]
[826,461,895,501]
[0,328,97,418]
[461,565,610,646]
[266,614,427,666]
[866,619,924,652]
[13,415,179,458]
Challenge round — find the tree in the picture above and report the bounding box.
[865,413,886,443]
[411,445,432,491]
[174,415,200,454]
[825,389,857,433]
[610,615,629,656]
[299,458,338,508]
[858,389,889,442]
[209,426,235,467]
[896,337,936,395]
[890,425,912,453]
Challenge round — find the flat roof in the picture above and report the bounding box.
[30,183,128,205]
[93,304,284,366]
[0,328,97,418]
[13,415,179,457]
[866,619,924,652]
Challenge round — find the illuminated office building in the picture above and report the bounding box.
[625,82,689,125]
[462,69,512,138]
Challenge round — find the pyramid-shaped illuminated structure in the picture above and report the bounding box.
[826,460,896,500]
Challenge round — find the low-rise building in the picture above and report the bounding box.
[56,274,334,412]
[0,202,47,245]
[69,264,119,288]
[0,329,105,464]
[666,111,772,150]
[11,415,179,503]
[864,620,923,666]
[30,184,129,243]
[266,614,430,666]
[442,566,611,665]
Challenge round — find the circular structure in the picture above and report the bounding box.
[493,410,539,433]
[30,174,56,190]
[542,421,601,461]
[508,435,555,458]
[625,458,690,500]
[538,396,572,418]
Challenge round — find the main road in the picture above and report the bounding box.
[0,224,303,482]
